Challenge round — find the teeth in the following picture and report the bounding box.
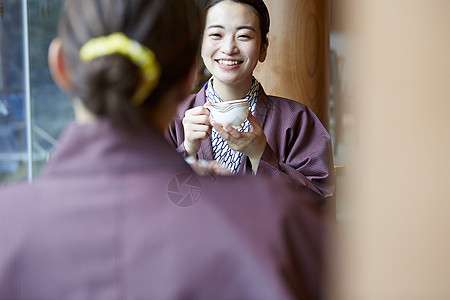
[218,60,240,66]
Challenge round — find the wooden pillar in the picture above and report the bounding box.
[254,0,330,129]
[337,0,450,299]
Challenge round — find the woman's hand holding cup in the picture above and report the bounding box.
[210,113,267,173]
[182,101,213,157]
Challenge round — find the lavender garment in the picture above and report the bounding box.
[0,120,328,300]
[167,84,335,198]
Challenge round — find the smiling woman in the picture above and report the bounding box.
[167,0,335,199]
[0,0,330,298]
[201,1,267,98]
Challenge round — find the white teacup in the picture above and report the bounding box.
[207,99,249,129]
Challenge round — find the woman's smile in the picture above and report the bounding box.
[217,59,242,66]
[216,59,244,69]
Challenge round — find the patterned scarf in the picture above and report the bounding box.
[206,77,259,174]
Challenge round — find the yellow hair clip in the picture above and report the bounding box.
[79,32,161,106]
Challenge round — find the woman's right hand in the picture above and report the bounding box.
[182,102,212,157]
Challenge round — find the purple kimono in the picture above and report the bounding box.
[0,120,329,299]
[167,84,335,198]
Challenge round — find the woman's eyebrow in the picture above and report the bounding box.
[236,25,256,32]
[206,24,224,30]
[206,25,256,32]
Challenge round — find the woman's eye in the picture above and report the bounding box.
[238,35,252,40]
[209,33,222,38]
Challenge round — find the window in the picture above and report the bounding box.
[0,0,73,186]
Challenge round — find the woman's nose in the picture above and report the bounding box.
[221,37,238,55]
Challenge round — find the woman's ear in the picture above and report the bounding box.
[48,38,72,91]
[259,38,269,63]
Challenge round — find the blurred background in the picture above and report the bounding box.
[334,0,450,299]
[1,0,450,298]
[0,0,72,184]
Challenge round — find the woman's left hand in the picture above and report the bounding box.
[210,113,267,171]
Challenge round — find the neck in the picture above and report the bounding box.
[212,77,253,101]
[73,97,167,134]
[73,98,97,124]
[72,84,185,134]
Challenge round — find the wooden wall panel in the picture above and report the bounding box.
[254,0,330,128]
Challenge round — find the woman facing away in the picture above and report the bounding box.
[0,0,330,299]
[167,0,335,198]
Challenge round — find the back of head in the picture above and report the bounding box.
[58,0,202,131]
